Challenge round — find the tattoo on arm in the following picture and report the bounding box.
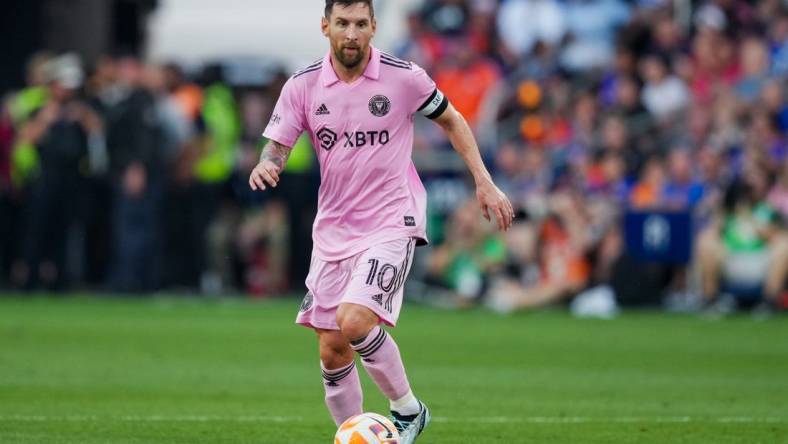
[260,140,293,169]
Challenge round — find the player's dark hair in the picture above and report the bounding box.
[325,0,374,18]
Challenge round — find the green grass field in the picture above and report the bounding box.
[0,296,786,444]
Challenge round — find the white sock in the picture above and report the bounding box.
[390,389,420,415]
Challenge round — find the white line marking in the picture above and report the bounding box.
[0,415,784,424]
[0,415,304,423]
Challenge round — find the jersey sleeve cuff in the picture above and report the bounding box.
[262,130,297,148]
[417,88,449,120]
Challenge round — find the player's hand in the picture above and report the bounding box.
[476,179,514,231]
[249,159,281,191]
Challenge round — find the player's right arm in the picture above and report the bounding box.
[249,139,293,190]
[250,73,306,192]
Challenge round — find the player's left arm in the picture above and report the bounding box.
[432,103,514,231]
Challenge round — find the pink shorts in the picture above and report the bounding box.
[296,237,417,330]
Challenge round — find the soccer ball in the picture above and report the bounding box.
[334,412,400,444]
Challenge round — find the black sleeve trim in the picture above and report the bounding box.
[417,89,438,113]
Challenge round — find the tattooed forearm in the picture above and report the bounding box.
[259,140,293,169]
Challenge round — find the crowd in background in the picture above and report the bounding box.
[401,0,788,316]
[1,0,787,315]
[0,51,304,295]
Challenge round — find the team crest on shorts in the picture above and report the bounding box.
[368,95,391,117]
[299,292,313,312]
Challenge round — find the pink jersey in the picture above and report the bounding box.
[263,46,448,261]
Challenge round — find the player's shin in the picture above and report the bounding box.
[350,325,421,415]
[321,360,363,426]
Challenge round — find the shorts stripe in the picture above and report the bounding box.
[366,259,379,285]
[389,239,414,300]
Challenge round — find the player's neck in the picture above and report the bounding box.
[330,50,371,84]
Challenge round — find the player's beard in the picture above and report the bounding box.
[334,44,366,69]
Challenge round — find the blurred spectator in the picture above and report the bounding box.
[425,198,507,303]
[7,52,52,128]
[8,53,54,188]
[696,179,788,314]
[12,53,102,290]
[162,64,240,293]
[93,53,165,292]
[629,155,667,209]
[735,36,771,104]
[191,65,241,293]
[166,64,203,124]
[760,80,788,134]
[420,0,470,36]
[144,64,192,163]
[639,53,689,120]
[596,113,640,179]
[0,101,19,286]
[649,13,685,57]
[689,23,739,106]
[433,35,501,129]
[486,192,593,311]
[767,161,788,219]
[585,151,627,200]
[570,91,598,150]
[768,12,788,76]
[160,63,203,289]
[496,0,565,58]
[560,0,631,72]
[662,149,705,209]
[236,199,289,296]
[1,53,52,288]
[494,141,550,213]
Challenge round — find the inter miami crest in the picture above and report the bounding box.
[316,127,337,151]
[299,292,313,312]
[368,95,391,117]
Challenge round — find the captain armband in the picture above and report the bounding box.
[417,88,449,120]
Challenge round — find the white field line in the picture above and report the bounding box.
[0,415,785,424]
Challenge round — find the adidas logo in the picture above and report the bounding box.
[315,103,330,115]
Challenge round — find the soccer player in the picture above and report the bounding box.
[249,1,514,441]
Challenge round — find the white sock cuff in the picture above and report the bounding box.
[390,389,419,415]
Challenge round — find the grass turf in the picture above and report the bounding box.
[0,296,786,443]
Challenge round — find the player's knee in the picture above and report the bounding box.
[336,304,378,342]
[320,344,353,369]
[318,332,353,368]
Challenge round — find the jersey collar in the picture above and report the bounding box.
[321,45,381,87]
